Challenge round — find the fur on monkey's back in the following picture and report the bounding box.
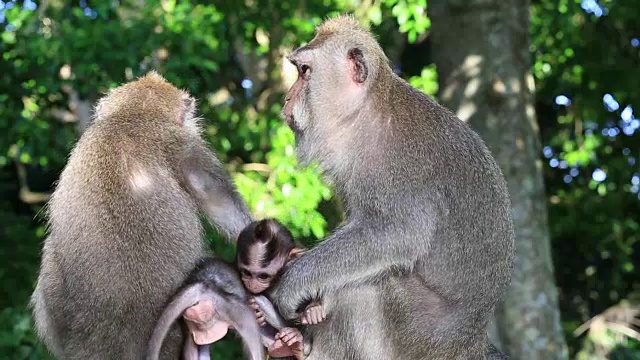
[35,74,205,358]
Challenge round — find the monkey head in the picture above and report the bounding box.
[93,70,200,136]
[236,219,302,294]
[281,15,390,168]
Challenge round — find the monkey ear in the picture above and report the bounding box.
[179,93,196,124]
[288,247,305,260]
[347,48,368,84]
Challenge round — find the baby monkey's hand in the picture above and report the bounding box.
[300,302,326,325]
[269,327,305,360]
[248,297,266,326]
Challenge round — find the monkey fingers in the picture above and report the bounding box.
[267,339,304,359]
[276,327,303,347]
[248,298,266,326]
[269,328,304,360]
[300,304,326,325]
[267,339,296,358]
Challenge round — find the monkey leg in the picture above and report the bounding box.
[198,345,211,360]
[182,334,199,360]
[182,335,212,360]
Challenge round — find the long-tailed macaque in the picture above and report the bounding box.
[149,219,320,360]
[145,257,264,360]
[30,72,253,360]
[237,219,324,359]
[269,15,516,360]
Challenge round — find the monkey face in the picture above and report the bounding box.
[282,56,312,134]
[240,271,274,294]
[281,38,373,170]
[238,256,286,295]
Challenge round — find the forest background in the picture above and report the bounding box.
[0,0,638,359]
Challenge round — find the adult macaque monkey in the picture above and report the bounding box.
[30,72,253,360]
[270,15,515,360]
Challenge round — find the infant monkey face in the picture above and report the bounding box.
[240,269,275,294]
[238,255,287,295]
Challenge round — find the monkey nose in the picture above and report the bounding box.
[247,283,266,294]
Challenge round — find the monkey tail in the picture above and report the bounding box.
[216,298,265,360]
[145,283,205,360]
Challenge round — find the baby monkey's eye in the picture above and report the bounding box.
[257,273,271,281]
[240,270,251,277]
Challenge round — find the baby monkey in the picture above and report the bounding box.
[146,257,264,360]
[150,220,325,360]
[237,219,327,359]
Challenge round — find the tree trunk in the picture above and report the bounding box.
[429,1,569,359]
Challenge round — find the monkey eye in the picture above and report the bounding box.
[299,64,311,78]
[240,269,251,277]
[257,273,271,281]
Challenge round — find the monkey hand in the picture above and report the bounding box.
[268,328,304,360]
[300,302,326,325]
[248,297,267,326]
[270,256,318,320]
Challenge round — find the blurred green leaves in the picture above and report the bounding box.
[532,0,640,356]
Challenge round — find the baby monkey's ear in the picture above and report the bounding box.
[288,247,306,260]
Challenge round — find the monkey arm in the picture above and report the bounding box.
[182,143,254,241]
[271,220,433,319]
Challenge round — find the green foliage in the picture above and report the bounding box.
[409,64,438,96]
[532,0,640,356]
[0,203,53,360]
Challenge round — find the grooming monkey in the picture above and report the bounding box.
[145,257,264,360]
[269,15,515,360]
[30,72,253,360]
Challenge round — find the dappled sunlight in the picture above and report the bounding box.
[581,0,608,17]
[128,164,155,195]
[455,102,477,122]
[508,78,521,93]
[441,54,483,103]
[463,78,481,98]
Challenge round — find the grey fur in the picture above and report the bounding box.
[271,15,515,360]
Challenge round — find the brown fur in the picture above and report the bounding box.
[30,72,253,360]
